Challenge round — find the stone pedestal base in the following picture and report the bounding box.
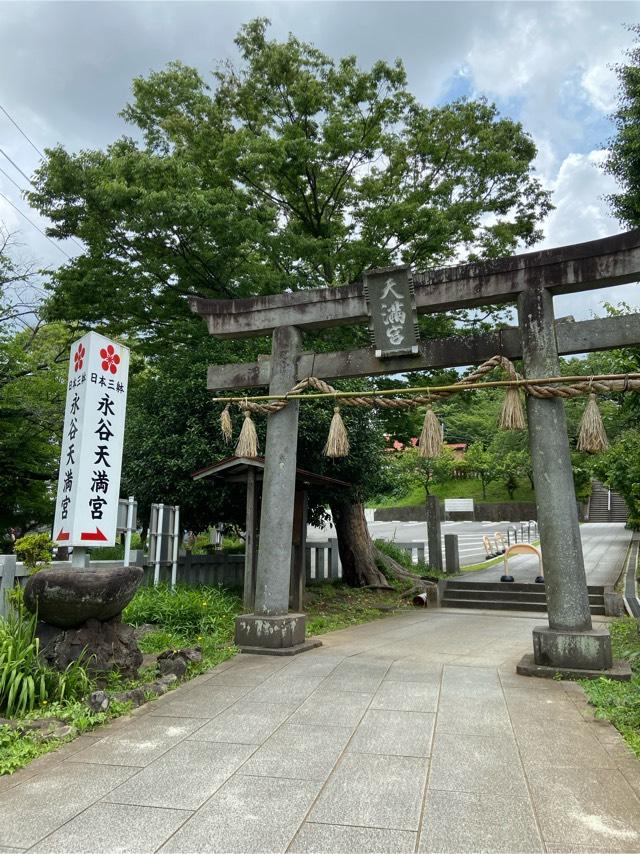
[532,624,612,670]
[235,613,322,656]
[516,624,629,681]
[516,653,631,681]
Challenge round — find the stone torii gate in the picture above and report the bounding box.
[190,230,640,671]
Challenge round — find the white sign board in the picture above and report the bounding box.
[444,498,475,512]
[53,332,130,547]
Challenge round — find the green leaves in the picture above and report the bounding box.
[0,609,91,717]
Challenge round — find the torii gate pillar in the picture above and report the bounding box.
[517,287,612,675]
[235,325,321,655]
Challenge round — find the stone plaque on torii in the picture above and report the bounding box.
[190,230,640,672]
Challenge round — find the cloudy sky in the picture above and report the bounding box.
[1,0,639,318]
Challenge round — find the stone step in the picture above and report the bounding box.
[443,588,604,604]
[445,580,605,594]
[441,597,606,615]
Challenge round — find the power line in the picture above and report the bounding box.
[0,190,70,259]
[0,147,33,186]
[0,103,44,159]
[0,151,84,252]
[0,112,84,254]
[0,164,27,195]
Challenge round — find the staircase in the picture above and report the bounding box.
[441,580,606,615]
[588,480,628,523]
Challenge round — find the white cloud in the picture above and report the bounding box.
[537,149,639,317]
[540,149,618,249]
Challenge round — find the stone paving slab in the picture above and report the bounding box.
[159,775,321,853]
[308,752,428,830]
[104,740,255,810]
[240,721,352,781]
[1,586,639,853]
[419,790,543,853]
[30,802,192,854]
[289,822,417,853]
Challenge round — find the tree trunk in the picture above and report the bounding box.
[329,499,390,588]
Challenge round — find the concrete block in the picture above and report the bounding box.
[531,624,613,670]
[604,589,626,616]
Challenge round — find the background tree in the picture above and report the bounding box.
[463,443,495,500]
[28,19,551,584]
[606,25,640,226]
[0,226,73,541]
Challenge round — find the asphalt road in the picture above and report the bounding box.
[307,519,538,567]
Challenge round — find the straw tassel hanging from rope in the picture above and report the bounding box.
[235,409,259,457]
[324,406,349,458]
[220,405,233,444]
[419,404,443,459]
[577,393,608,453]
[499,386,526,430]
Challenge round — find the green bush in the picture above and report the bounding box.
[0,610,91,717]
[123,584,241,640]
[14,533,53,572]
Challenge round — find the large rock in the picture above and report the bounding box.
[36,616,143,679]
[24,565,143,628]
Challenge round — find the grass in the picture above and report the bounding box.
[580,617,640,757]
[370,477,535,509]
[0,697,133,775]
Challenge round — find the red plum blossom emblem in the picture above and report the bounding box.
[100,344,121,375]
[73,343,85,372]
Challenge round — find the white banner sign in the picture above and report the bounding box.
[444,498,475,512]
[53,332,130,547]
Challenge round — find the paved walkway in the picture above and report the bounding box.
[466,522,632,585]
[1,609,639,853]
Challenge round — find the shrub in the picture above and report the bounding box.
[0,609,91,717]
[14,533,53,572]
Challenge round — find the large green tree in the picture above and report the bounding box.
[28,19,551,583]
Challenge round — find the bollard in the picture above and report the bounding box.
[444,534,460,575]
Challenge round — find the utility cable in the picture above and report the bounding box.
[0,103,45,159]
[0,147,33,186]
[0,189,70,259]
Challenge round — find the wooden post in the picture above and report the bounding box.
[243,468,258,611]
